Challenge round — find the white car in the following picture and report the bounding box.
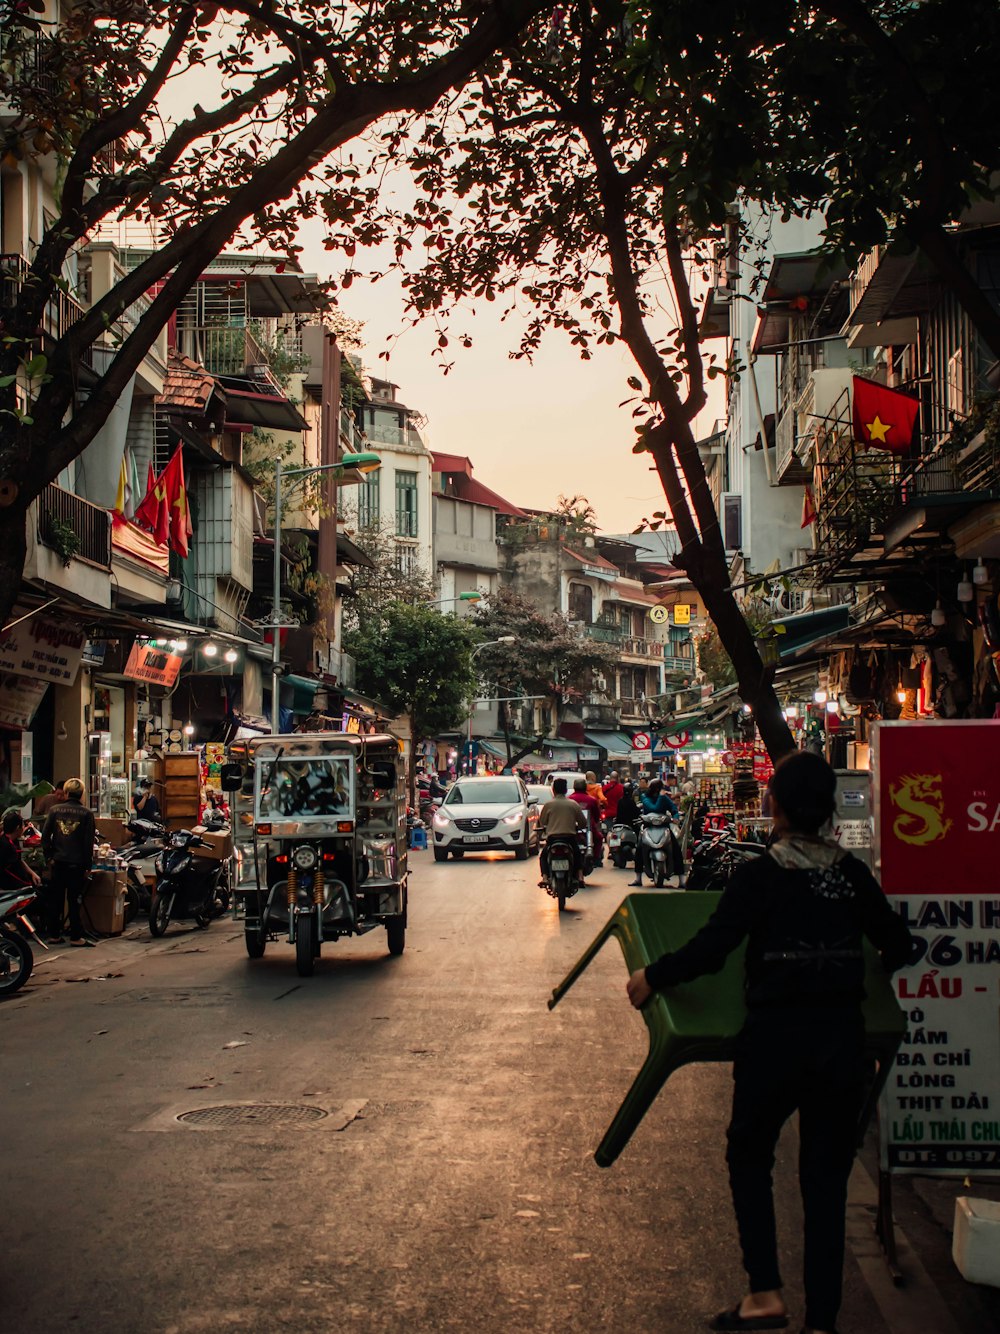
[432,776,539,861]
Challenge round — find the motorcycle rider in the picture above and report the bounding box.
[602,771,625,823]
[630,778,681,886]
[537,778,587,886]
[570,777,604,865]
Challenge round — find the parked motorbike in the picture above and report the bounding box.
[686,828,766,891]
[121,816,168,921]
[148,830,228,936]
[542,834,582,912]
[606,820,637,870]
[638,813,677,887]
[0,887,41,996]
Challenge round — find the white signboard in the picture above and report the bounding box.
[0,674,49,729]
[881,895,1000,1175]
[0,613,85,686]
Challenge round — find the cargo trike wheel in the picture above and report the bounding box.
[386,918,405,956]
[295,914,316,977]
[245,928,266,959]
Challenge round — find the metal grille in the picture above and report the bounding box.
[178,1103,328,1128]
[454,818,498,832]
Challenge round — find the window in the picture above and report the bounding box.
[722,493,743,552]
[357,472,379,528]
[395,470,418,537]
[395,542,418,576]
[568,582,593,623]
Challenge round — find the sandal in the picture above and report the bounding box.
[709,1309,789,1332]
[69,938,96,948]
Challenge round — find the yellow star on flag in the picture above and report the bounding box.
[865,415,892,444]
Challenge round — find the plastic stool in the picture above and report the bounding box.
[409,826,428,850]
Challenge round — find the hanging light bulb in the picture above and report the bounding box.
[931,601,946,627]
[896,687,907,704]
[826,699,840,714]
[972,556,988,586]
[202,642,218,658]
[813,688,828,705]
[173,638,188,653]
[224,648,239,664]
[183,721,195,736]
[786,704,799,718]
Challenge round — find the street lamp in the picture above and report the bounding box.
[465,636,516,771]
[270,450,381,734]
[425,591,483,607]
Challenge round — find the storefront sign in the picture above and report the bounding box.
[874,723,1000,1177]
[0,612,86,686]
[123,642,183,687]
[672,604,691,626]
[882,896,1000,1174]
[873,720,1000,894]
[0,674,49,729]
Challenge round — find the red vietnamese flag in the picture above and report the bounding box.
[852,375,919,454]
[800,484,817,528]
[134,460,170,547]
[159,446,190,558]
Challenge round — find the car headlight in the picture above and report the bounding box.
[503,812,523,826]
[292,845,318,871]
[433,810,451,827]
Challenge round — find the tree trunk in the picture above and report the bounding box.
[0,505,28,630]
[500,700,513,769]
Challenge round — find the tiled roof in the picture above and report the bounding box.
[431,450,526,516]
[562,545,619,572]
[158,351,221,415]
[431,451,473,476]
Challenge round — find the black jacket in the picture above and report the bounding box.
[41,798,96,869]
[645,849,912,1012]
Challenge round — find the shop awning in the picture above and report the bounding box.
[281,672,320,714]
[584,731,635,759]
[478,738,509,759]
[774,605,851,660]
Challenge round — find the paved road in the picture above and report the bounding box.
[0,851,959,1333]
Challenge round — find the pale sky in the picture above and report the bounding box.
[293,217,724,536]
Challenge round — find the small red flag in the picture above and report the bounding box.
[852,376,919,454]
[801,484,817,529]
[134,460,169,547]
[159,446,190,559]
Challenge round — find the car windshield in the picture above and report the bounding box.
[255,756,354,820]
[445,780,523,806]
[526,786,550,804]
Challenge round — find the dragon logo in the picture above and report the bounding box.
[890,773,952,846]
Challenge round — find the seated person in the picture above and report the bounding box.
[537,778,588,886]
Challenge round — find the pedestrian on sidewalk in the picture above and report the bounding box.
[0,810,42,894]
[40,778,97,948]
[626,750,912,1334]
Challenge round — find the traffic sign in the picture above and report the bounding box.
[649,605,669,624]
[631,732,651,751]
[662,730,690,749]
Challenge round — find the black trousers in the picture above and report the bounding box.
[725,1013,869,1331]
[48,863,89,940]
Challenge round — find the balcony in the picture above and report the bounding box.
[662,654,696,677]
[0,255,93,370]
[582,701,621,727]
[38,484,112,567]
[176,324,272,378]
[621,635,665,659]
[584,622,623,644]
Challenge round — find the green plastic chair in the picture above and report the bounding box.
[548,892,906,1167]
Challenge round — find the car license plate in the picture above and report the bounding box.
[464,834,489,843]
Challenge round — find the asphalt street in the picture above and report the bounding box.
[0,851,993,1333]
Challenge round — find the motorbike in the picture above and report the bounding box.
[121,816,168,921]
[0,886,42,996]
[606,820,637,870]
[638,812,678,888]
[686,828,766,891]
[542,833,582,912]
[148,830,228,936]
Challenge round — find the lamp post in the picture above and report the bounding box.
[465,636,516,772]
[270,450,381,734]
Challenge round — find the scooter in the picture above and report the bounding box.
[638,812,677,887]
[149,830,227,937]
[606,820,637,869]
[541,834,582,912]
[121,816,168,921]
[0,887,41,996]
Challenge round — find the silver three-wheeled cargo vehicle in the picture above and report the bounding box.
[228,732,408,976]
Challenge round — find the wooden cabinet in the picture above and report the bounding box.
[163,752,201,829]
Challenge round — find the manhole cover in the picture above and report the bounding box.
[178,1103,328,1128]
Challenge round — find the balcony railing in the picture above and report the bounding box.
[38,484,112,568]
[175,324,272,378]
[0,254,92,369]
[583,623,623,644]
[663,654,696,676]
[622,635,665,658]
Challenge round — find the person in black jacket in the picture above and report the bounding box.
[627,751,911,1334]
[41,778,97,947]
